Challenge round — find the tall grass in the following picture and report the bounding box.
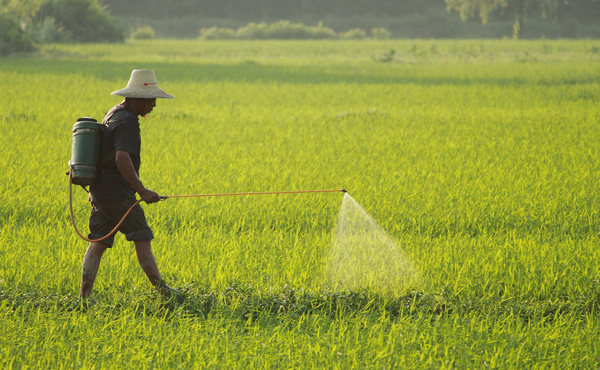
[0,39,599,367]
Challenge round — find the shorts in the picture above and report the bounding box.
[88,198,154,247]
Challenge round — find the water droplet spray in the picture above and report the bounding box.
[325,193,420,294]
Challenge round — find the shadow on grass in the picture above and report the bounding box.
[2,281,599,323]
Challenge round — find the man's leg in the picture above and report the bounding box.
[134,240,181,299]
[79,241,108,298]
[134,240,162,286]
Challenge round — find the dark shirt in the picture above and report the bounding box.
[90,103,141,203]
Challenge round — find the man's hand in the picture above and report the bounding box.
[139,188,161,204]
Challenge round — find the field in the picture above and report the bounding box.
[1,39,600,367]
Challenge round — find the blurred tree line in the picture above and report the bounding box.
[1,0,599,54]
[1,0,122,54]
[100,0,435,19]
[98,0,598,38]
[99,0,599,21]
[446,0,600,38]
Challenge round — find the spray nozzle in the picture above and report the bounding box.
[341,189,347,193]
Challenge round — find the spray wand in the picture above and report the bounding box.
[159,188,347,200]
[69,174,346,243]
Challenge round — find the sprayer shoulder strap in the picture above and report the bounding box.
[96,108,121,169]
[96,121,113,168]
[97,106,138,169]
[97,150,114,168]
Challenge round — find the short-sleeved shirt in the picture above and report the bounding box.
[90,103,142,203]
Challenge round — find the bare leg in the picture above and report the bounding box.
[134,240,181,299]
[79,242,108,298]
[134,240,162,286]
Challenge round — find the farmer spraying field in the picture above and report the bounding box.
[68,73,399,300]
[77,69,178,299]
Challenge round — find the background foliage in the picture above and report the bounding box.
[444,0,588,38]
[33,0,123,42]
[0,13,36,54]
[199,21,388,40]
[98,0,600,38]
[1,0,599,54]
[0,0,122,50]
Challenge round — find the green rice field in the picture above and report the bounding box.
[1,39,600,367]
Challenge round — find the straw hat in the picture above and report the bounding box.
[111,69,174,99]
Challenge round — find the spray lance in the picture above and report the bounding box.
[67,117,346,243]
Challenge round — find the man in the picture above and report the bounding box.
[79,69,177,299]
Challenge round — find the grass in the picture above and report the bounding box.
[1,39,600,367]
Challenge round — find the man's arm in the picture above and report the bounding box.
[115,150,160,203]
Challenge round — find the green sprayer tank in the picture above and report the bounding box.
[69,117,103,186]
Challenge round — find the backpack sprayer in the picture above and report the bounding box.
[68,117,346,243]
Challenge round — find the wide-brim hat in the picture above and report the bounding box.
[111,69,174,99]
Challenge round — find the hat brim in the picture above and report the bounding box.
[111,87,174,99]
